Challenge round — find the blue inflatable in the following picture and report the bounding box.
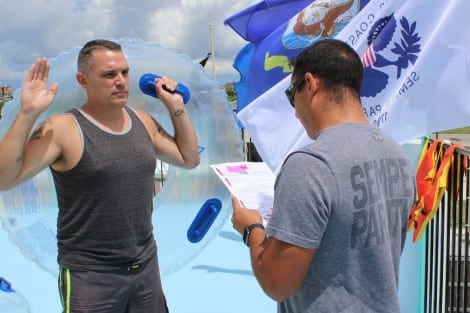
[0,38,243,278]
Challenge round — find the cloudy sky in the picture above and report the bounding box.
[0,0,255,89]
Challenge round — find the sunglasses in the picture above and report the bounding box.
[285,76,306,107]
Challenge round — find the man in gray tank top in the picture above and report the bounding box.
[231,39,416,312]
[0,39,200,312]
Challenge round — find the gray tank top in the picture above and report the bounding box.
[52,106,157,271]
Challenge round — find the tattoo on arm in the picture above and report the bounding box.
[157,125,173,140]
[174,109,185,117]
[152,117,172,140]
[29,119,52,141]
[29,126,44,141]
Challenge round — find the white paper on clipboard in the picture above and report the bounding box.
[210,162,275,221]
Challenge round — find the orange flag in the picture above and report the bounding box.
[408,141,464,242]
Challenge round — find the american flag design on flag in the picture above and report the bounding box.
[361,44,376,67]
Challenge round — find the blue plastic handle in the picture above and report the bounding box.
[187,198,222,243]
[0,277,12,292]
[139,73,191,104]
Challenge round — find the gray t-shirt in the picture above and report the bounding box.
[266,123,415,313]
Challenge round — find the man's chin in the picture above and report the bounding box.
[113,95,128,106]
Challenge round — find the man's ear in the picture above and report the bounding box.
[76,72,86,88]
[304,72,320,101]
[305,72,320,91]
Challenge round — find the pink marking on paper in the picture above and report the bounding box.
[226,163,249,173]
[216,168,224,176]
[263,209,273,221]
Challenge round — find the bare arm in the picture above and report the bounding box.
[140,76,200,169]
[231,196,316,302]
[0,58,59,190]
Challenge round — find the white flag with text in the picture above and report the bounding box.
[238,0,470,173]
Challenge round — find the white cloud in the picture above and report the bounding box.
[0,0,253,87]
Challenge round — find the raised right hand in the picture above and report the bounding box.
[20,58,58,116]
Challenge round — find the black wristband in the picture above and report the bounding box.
[243,223,265,247]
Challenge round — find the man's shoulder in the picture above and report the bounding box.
[35,111,74,129]
[125,106,149,120]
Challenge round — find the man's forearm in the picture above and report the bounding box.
[0,112,38,189]
[170,107,199,168]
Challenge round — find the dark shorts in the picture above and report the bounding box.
[58,253,169,313]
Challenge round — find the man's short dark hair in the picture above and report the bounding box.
[291,39,363,99]
[77,39,122,73]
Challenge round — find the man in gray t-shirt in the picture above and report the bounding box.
[231,39,416,313]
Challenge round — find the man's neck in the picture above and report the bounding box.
[80,103,129,132]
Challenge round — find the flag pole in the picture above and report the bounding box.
[209,22,216,80]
